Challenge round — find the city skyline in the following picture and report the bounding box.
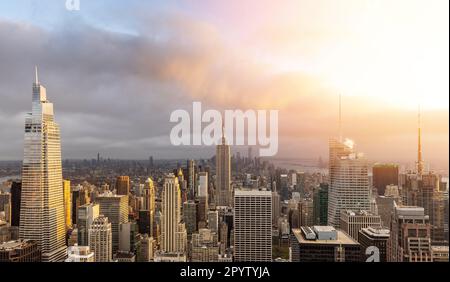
[0,0,448,168]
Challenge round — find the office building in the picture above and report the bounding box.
[358,227,390,262]
[77,203,100,246]
[234,189,272,262]
[97,192,128,254]
[313,183,328,225]
[328,139,371,228]
[290,226,361,262]
[0,239,41,262]
[191,228,219,262]
[183,200,197,237]
[65,245,94,262]
[10,181,21,227]
[161,174,187,254]
[89,215,112,262]
[372,164,399,196]
[389,205,432,262]
[340,210,382,241]
[116,176,130,196]
[19,68,67,262]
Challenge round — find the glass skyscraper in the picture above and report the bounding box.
[19,68,67,262]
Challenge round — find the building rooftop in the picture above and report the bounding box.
[0,240,36,251]
[292,227,359,245]
[234,189,272,196]
[342,210,377,217]
[360,227,390,238]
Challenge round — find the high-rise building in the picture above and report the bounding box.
[372,164,399,196]
[279,174,289,201]
[290,226,361,262]
[77,203,99,246]
[183,200,197,237]
[187,160,196,200]
[97,192,128,254]
[358,227,390,262]
[216,126,231,206]
[161,174,187,254]
[198,172,208,198]
[388,204,432,262]
[142,177,155,236]
[116,176,130,196]
[207,210,219,233]
[71,186,89,225]
[234,189,272,262]
[328,139,371,228]
[191,228,219,262]
[119,222,139,253]
[0,192,11,224]
[340,210,382,241]
[63,180,72,230]
[271,191,280,227]
[10,181,21,227]
[89,215,112,262]
[137,234,155,262]
[376,185,401,228]
[19,68,67,262]
[0,239,41,262]
[313,183,328,225]
[431,246,449,262]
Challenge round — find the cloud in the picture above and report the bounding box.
[0,10,448,170]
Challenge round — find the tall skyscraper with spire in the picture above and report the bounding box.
[216,122,231,206]
[19,67,67,262]
[327,95,371,227]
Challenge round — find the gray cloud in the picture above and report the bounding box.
[0,16,448,171]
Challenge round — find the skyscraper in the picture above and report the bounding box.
[187,160,196,200]
[234,189,272,262]
[340,210,382,241]
[19,68,67,262]
[313,183,328,225]
[359,227,390,262]
[142,177,155,236]
[216,125,231,207]
[89,215,112,262]
[63,180,72,230]
[77,203,99,246]
[327,139,371,228]
[97,192,128,254]
[161,174,187,254]
[372,164,399,196]
[116,176,130,196]
[10,181,21,227]
[388,204,432,262]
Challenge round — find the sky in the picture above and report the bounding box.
[0,0,448,170]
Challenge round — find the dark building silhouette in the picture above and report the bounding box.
[10,181,21,227]
[373,164,399,196]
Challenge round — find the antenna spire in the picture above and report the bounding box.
[35,66,39,84]
[221,119,226,145]
[339,93,342,142]
[417,104,423,175]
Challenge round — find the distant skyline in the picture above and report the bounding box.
[0,0,448,169]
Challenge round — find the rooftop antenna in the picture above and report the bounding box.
[35,65,39,84]
[417,104,424,175]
